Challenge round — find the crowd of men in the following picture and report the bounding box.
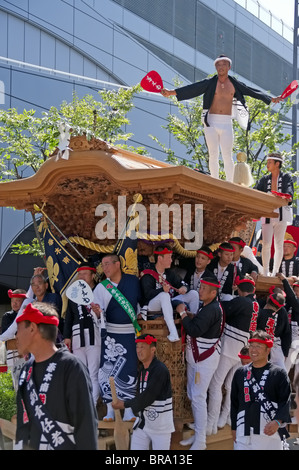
[1,51,298,451]
[1,235,299,451]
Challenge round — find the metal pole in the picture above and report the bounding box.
[292,0,299,217]
[292,0,299,167]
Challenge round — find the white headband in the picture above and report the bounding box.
[266,153,283,162]
[214,56,232,67]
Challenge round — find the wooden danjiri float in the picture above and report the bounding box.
[0,136,288,450]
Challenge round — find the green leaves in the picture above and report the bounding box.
[0,108,47,178]
[150,86,210,172]
[0,85,142,181]
[10,238,45,257]
[0,372,17,421]
[53,87,139,144]
[0,86,145,258]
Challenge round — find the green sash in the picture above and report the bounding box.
[101,278,141,335]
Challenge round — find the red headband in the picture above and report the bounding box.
[197,250,213,260]
[235,276,255,287]
[248,338,273,348]
[238,353,251,360]
[284,239,297,248]
[229,240,246,248]
[269,285,286,297]
[7,289,27,299]
[16,303,59,326]
[154,248,173,255]
[219,246,235,252]
[200,279,221,288]
[77,266,96,273]
[269,294,285,308]
[135,335,157,345]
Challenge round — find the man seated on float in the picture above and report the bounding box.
[229,236,259,281]
[278,239,299,279]
[137,240,156,273]
[209,242,241,300]
[184,245,214,293]
[140,245,199,342]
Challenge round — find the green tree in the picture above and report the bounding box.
[0,85,142,182]
[0,86,143,256]
[0,372,17,421]
[150,93,209,171]
[10,238,45,258]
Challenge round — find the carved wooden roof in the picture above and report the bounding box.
[0,136,286,253]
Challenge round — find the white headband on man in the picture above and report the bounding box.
[214,56,232,66]
[266,152,284,162]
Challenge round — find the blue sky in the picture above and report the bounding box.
[257,0,294,27]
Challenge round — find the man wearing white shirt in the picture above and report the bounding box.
[92,254,140,422]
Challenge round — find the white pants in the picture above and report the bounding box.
[204,114,234,182]
[130,427,172,450]
[73,343,101,405]
[234,430,283,450]
[285,340,299,374]
[270,343,286,370]
[207,354,239,430]
[173,290,199,314]
[261,218,288,276]
[148,290,199,337]
[186,351,220,448]
[6,350,25,391]
[217,364,238,427]
[148,292,178,338]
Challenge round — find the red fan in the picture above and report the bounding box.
[271,190,292,200]
[279,80,299,99]
[140,70,163,93]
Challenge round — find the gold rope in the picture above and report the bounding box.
[67,236,115,253]
[63,235,199,257]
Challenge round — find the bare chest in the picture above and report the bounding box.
[210,79,236,114]
[215,79,235,98]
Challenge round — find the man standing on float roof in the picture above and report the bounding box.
[255,152,294,277]
[161,55,282,182]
